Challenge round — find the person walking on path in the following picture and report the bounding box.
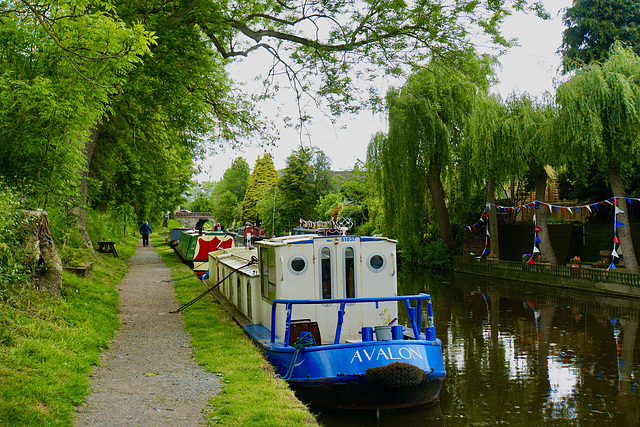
[74,239,220,426]
[139,221,152,247]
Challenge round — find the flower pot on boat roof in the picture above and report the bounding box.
[374,325,392,341]
[375,309,398,341]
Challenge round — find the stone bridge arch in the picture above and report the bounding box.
[164,212,217,229]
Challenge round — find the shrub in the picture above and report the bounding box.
[60,247,87,267]
[0,182,32,292]
[419,240,453,270]
[86,209,131,243]
[355,220,377,236]
[593,259,609,269]
[398,238,452,270]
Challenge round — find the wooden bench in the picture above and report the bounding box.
[97,241,118,258]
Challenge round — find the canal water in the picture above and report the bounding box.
[314,269,640,426]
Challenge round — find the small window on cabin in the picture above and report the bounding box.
[260,250,268,297]
[246,278,252,320]
[288,255,308,275]
[321,247,332,299]
[367,253,386,273]
[260,247,276,302]
[345,247,356,298]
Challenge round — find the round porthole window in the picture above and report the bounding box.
[288,255,308,275]
[367,253,386,272]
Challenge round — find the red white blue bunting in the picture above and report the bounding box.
[528,213,542,263]
[610,198,625,270]
[481,204,490,257]
[464,197,637,266]
[464,197,639,232]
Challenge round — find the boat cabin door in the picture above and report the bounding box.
[313,236,362,343]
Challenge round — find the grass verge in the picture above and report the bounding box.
[153,239,319,426]
[0,235,137,426]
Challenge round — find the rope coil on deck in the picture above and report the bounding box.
[281,333,315,380]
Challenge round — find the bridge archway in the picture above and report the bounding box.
[165,212,217,229]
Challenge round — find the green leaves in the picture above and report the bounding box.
[0,0,553,242]
[557,42,640,166]
[204,158,251,227]
[278,147,336,228]
[0,0,152,209]
[242,154,279,223]
[561,0,640,72]
[195,0,545,115]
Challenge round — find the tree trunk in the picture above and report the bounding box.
[486,177,499,258]
[532,164,558,265]
[426,161,455,253]
[21,210,63,295]
[75,123,101,251]
[608,163,639,274]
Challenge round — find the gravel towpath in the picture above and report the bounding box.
[74,238,221,426]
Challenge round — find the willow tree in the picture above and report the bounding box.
[507,94,561,264]
[556,43,640,274]
[379,51,494,255]
[466,94,514,258]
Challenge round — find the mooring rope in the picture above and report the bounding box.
[281,333,315,380]
[170,256,257,314]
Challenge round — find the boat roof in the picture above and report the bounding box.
[180,230,229,237]
[212,247,259,277]
[257,234,396,247]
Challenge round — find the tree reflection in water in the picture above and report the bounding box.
[314,269,639,426]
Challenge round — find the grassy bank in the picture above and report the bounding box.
[0,235,138,426]
[153,239,318,426]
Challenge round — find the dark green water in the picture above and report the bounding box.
[314,269,640,426]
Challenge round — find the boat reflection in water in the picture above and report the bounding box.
[315,269,640,426]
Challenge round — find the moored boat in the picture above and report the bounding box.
[175,229,234,278]
[167,227,190,248]
[207,233,445,410]
[233,222,266,247]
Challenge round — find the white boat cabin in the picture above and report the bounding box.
[208,234,398,344]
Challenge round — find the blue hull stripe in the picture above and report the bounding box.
[241,324,446,384]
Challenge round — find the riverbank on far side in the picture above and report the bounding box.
[454,256,640,299]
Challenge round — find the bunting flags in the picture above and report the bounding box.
[465,197,640,231]
[463,196,638,270]
[464,204,490,234]
[478,204,491,258]
[610,197,625,270]
[529,213,541,263]
[463,204,495,259]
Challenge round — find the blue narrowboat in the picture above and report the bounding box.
[207,234,445,410]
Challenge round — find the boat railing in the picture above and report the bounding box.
[270,294,436,346]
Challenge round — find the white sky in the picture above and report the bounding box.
[196,0,573,182]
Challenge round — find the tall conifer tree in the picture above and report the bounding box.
[561,0,640,71]
[242,154,278,223]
